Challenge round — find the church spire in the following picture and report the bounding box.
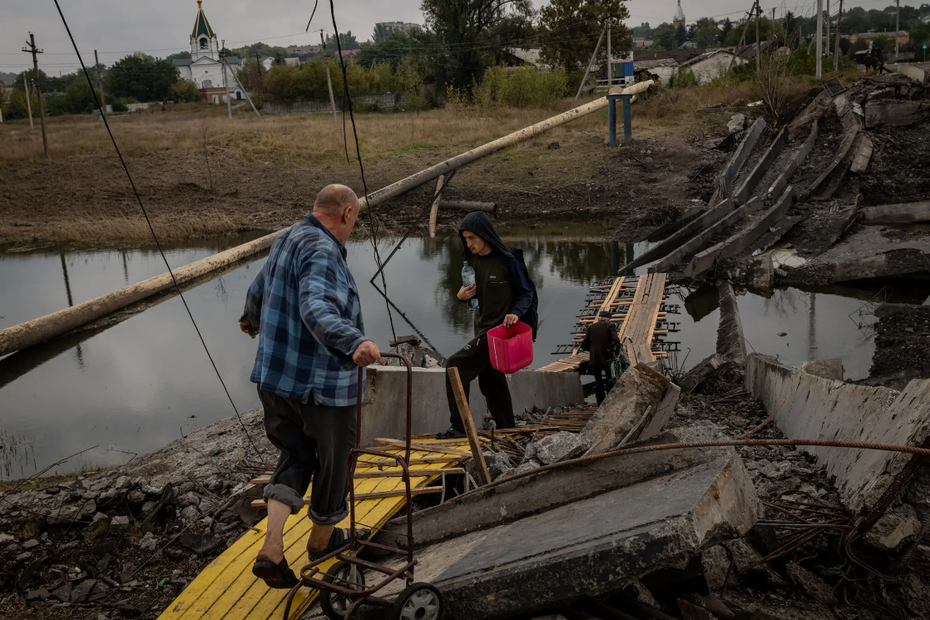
[192,0,215,40]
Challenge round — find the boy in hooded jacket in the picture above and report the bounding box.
[438,212,537,439]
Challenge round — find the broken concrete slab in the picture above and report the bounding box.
[680,353,731,393]
[800,359,844,381]
[767,125,818,202]
[652,204,751,274]
[371,450,760,620]
[534,432,588,465]
[361,366,583,445]
[378,443,743,550]
[865,100,930,128]
[717,282,747,365]
[686,188,795,279]
[897,62,930,87]
[801,125,860,202]
[850,134,874,175]
[745,354,930,513]
[860,201,930,225]
[620,199,739,276]
[582,364,671,456]
[712,118,767,206]
[734,127,788,206]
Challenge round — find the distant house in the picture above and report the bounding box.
[633,58,679,84]
[633,37,654,49]
[261,57,275,71]
[849,31,910,47]
[376,22,421,36]
[338,49,362,59]
[286,44,322,57]
[680,49,745,84]
[284,57,301,67]
[504,48,549,71]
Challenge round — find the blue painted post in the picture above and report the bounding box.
[623,95,632,147]
[607,95,618,147]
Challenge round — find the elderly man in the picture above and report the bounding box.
[240,184,383,589]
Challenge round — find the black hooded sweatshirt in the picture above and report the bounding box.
[458,212,536,337]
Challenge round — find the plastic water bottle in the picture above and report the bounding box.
[462,262,480,312]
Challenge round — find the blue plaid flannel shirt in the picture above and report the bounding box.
[243,214,367,407]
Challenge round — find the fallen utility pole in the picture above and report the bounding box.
[0,95,625,357]
[0,232,280,357]
[24,78,34,129]
[222,39,232,120]
[22,33,49,158]
[224,57,262,120]
[726,0,758,78]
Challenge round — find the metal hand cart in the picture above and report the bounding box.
[283,353,443,620]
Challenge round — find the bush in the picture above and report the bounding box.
[111,99,130,113]
[668,66,698,88]
[473,66,568,108]
[170,80,202,103]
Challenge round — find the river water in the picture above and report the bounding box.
[0,230,903,480]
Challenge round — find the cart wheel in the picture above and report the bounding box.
[391,582,443,620]
[319,561,366,620]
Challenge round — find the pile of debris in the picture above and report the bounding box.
[0,411,275,619]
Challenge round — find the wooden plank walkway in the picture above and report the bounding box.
[537,273,672,373]
[158,442,470,620]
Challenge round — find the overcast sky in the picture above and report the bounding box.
[2,0,830,75]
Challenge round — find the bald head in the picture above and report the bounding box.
[312,184,360,243]
[314,184,359,215]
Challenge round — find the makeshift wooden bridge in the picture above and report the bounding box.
[538,273,680,373]
[158,440,471,620]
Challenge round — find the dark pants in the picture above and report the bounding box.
[592,363,613,405]
[258,389,357,526]
[446,334,515,433]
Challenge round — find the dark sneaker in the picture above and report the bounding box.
[437,427,466,440]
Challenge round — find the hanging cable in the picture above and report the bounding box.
[305,0,320,32]
[52,0,266,464]
[327,0,397,342]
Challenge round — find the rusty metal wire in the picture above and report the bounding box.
[463,438,930,500]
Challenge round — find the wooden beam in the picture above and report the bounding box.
[448,367,492,486]
[428,174,449,239]
[373,438,472,457]
[249,468,466,485]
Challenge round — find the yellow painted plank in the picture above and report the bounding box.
[159,446,468,620]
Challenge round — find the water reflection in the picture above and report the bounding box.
[0,232,621,478]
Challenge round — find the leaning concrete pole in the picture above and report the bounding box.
[359,93,632,213]
[816,0,824,80]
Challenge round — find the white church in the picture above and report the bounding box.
[172,0,244,104]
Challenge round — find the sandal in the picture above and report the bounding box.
[252,557,299,589]
[308,527,372,561]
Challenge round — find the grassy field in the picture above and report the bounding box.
[0,77,832,247]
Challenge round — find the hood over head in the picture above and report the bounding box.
[459,211,513,258]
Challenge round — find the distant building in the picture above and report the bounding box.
[849,31,910,47]
[504,48,549,70]
[261,57,275,71]
[679,49,745,84]
[376,22,421,36]
[172,0,244,104]
[338,49,362,58]
[633,37,654,49]
[673,0,687,30]
[633,58,678,85]
[286,44,323,57]
[284,57,301,67]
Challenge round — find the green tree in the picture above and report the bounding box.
[64,79,100,113]
[166,51,192,62]
[539,0,631,73]
[2,89,39,120]
[842,7,869,34]
[422,0,535,91]
[782,11,800,45]
[357,33,417,68]
[104,54,179,102]
[372,23,392,44]
[675,23,688,47]
[652,23,677,50]
[632,22,652,38]
[719,17,733,43]
[170,80,202,103]
[325,31,361,50]
[14,69,48,92]
[694,17,719,48]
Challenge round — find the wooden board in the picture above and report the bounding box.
[158,445,469,620]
